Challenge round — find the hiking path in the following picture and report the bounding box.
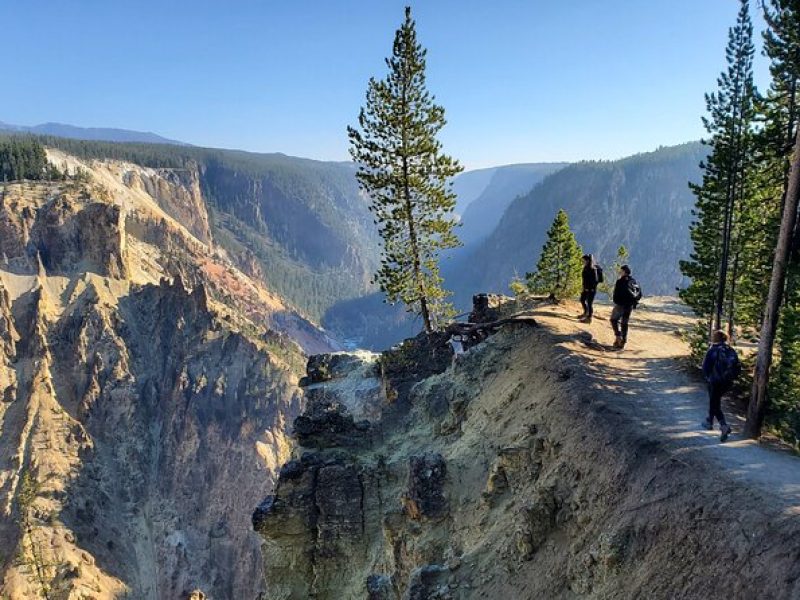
[529,297,800,514]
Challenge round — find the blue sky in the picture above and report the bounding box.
[2,1,770,169]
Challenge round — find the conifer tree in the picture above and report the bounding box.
[747,125,800,438]
[736,0,800,332]
[680,0,758,351]
[525,209,583,300]
[599,245,629,297]
[347,7,463,333]
[765,0,800,443]
[746,0,800,439]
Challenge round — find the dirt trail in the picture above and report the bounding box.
[529,297,800,514]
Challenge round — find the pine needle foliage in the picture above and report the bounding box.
[525,209,583,300]
[347,7,463,333]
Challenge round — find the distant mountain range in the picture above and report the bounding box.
[456,163,568,246]
[448,142,707,304]
[0,120,187,145]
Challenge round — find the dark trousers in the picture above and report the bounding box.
[708,382,730,426]
[580,290,596,316]
[610,304,633,341]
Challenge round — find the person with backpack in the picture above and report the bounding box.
[610,264,642,349]
[578,254,602,324]
[701,330,740,442]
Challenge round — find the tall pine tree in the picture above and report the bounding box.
[748,124,800,438]
[737,0,800,332]
[347,7,462,333]
[680,0,758,352]
[526,209,583,301]
[747,0,800,439]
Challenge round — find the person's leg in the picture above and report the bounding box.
[714,383,732,440]
[704,384,717,428]
[586,290,596,316]
[610,304,621,337]
[709,383,726,426]
[580,291,588,316]
[620,306,632,342]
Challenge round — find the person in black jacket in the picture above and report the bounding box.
[701,330,739,442]
[578,254,598,324]
[610,264,641,349]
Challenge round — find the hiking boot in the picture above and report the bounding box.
[584,315,593,324]
[612,336,624,349]
[701,417,713,430]
[720,424,732,443]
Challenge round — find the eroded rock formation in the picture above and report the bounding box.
[256,308,800,599]
[0,151,330,599]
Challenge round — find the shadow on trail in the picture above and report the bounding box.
[537,316,800,513]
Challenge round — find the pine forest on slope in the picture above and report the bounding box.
[23,134,381,324]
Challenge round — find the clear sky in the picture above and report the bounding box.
[2,0,771,169]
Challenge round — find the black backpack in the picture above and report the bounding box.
[627,277,643,305]
[595,266,604,284]
[712,345,741,386]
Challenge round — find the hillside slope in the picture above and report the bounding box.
[450,142,706,301]
[457,163,567,246]
[20,135,381,323]
[256,298,800,599]
[0,151,328,598]
[0,121,186,145]
[452,168,498,216]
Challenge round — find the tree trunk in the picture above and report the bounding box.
[715,182,733,332]
[727,250,740,342]
[715,72,744,332]
[746,125,800,438]
[401,156,432,334]
[398,70,432,334]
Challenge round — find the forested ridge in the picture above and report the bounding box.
[447,141,706,305]
[0,137,63,181]
[0,132,379,322]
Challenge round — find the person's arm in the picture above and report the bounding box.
[702,348,715,380]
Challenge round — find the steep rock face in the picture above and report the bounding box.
[0,189,35,265]
[256,309,800,599]
[44,139,381,323]
[0,159,328,599]
[0,274,301,599]
[31,198,128,278]
[124,164,212,245]
[0,280,18,407]
[0,183,128,278]
[39,153,337,355]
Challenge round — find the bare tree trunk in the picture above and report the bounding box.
[401,156,432,334]
[728,250,740,342]
[399,76,432,334]
[746,126,800,438]
[715,176,735,331]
